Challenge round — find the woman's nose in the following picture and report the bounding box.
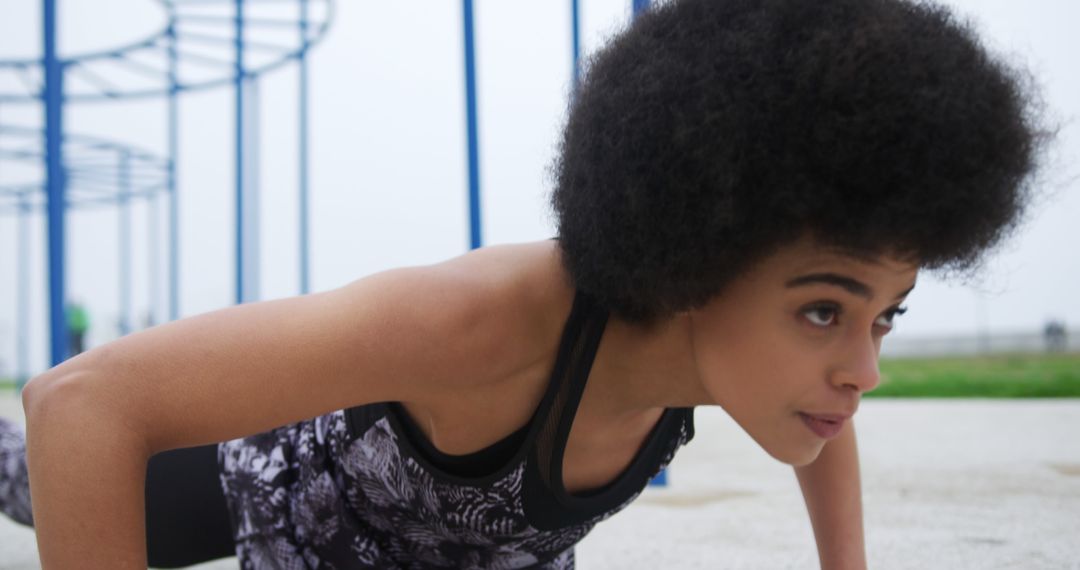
[830,339,881,393]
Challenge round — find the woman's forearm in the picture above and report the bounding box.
[24,372,151,569]
[793,420,867,570]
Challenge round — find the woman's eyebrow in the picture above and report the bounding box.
[785,273,916,301]
[786,273,872,299]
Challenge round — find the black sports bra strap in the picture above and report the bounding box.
[343,289,601,481]
[530,292,609,493]
[524,291,691,530]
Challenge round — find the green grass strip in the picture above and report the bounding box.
[872,353,1080,398]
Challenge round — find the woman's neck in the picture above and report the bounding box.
[582,312,714,421]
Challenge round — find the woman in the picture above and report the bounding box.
[1,0,1044,567]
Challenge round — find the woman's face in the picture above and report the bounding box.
[688,239,918,466]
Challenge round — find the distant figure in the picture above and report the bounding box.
[65,302,90,357]
[1043,320,1067,353]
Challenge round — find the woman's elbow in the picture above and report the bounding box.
[22,369,99,426]
[23,343,126,420]
[22,368,155,466]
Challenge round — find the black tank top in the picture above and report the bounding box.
[218,291,695,569]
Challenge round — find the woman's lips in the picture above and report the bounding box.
[798,412,847,439]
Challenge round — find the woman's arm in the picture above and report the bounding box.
[24,380,152,569]
[23,249,545,568]
[793,420,868,570]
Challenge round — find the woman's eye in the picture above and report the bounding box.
[874,306,909,330]
[803,306,838,327]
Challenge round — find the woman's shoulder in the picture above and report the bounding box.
[330,240,574,402]
[356,241,576,450]
[435,240,573,317]
[418,240,576,383]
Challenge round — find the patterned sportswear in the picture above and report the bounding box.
[218,291,696,569]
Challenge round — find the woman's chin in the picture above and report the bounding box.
[728,417,823,466]
[757,436,826,467]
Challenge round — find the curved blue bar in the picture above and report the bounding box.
[0,1,334,104]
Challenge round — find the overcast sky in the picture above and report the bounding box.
[0,0,1077,376]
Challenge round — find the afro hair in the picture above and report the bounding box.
[551,0,1045,323]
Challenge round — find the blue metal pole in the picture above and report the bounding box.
[43,0,67,365]
[462,0,483,250]
[16,197,30,388]
[167,13,180,321]
[632,0,651,18]
[119,150,132,336]
[235,0,246,304]
[572,0,581,91]
[298,0,310,295]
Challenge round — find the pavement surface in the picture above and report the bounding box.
[2,393,1078,569]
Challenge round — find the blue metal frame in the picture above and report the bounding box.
[0,126,170,214]
[43,0,67,366]
[235,0,246,304]
[572,0,581,91]
[2,1,334,379]
[1,1,335,104]
[462,0,483,250]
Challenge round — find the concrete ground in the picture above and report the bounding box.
[2,393,1078,569]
